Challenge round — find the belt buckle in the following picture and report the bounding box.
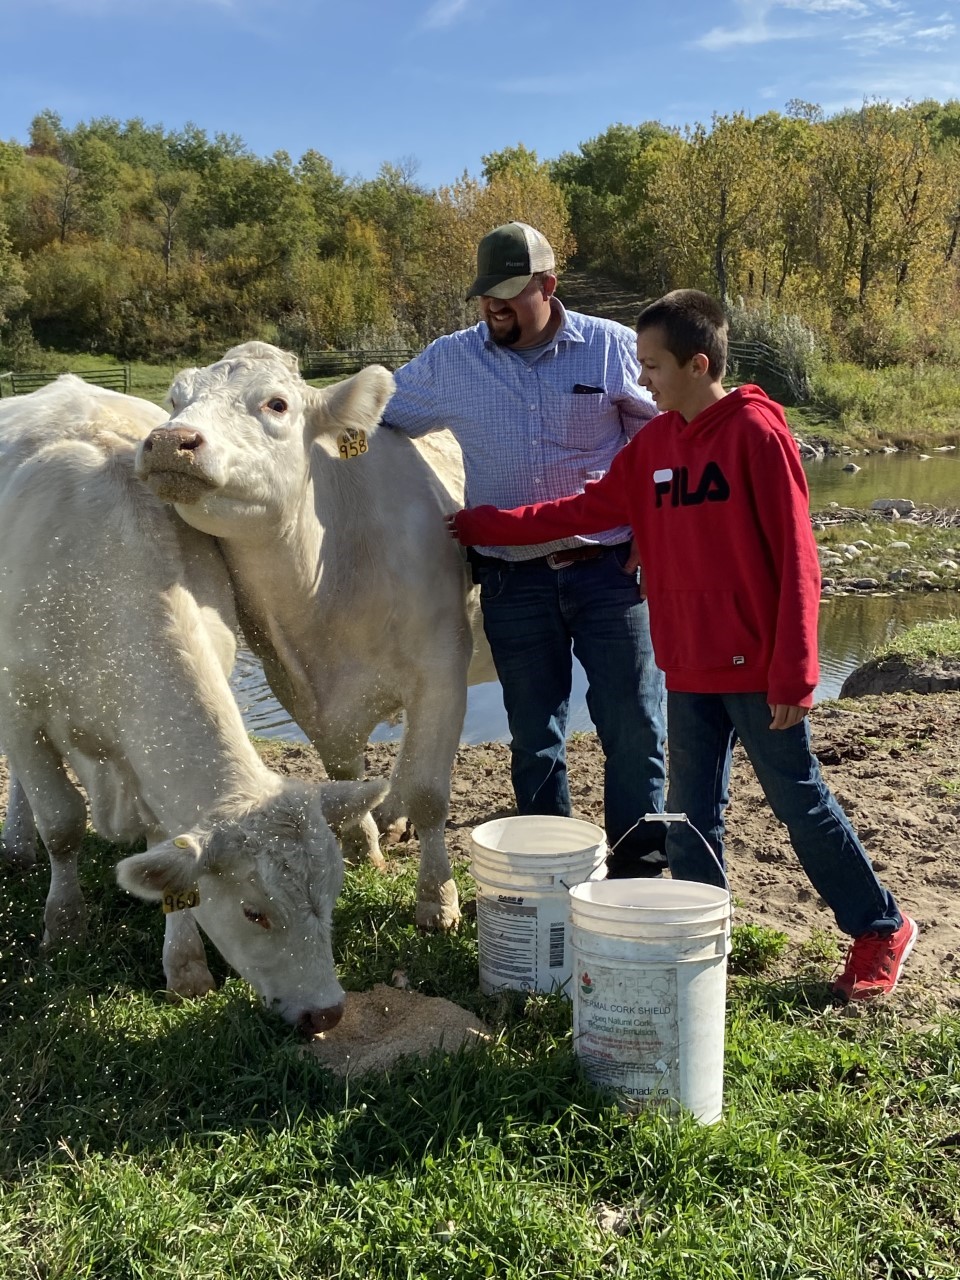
[546,551,575,570]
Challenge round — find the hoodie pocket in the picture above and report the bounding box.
[654,588,764,673]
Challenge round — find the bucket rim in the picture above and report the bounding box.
[569,879,730,912]
[472,813,607,857]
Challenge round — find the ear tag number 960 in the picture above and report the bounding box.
[337,428,368,460]
[162,888,201,914]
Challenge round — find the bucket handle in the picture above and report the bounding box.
[613,813,733,901]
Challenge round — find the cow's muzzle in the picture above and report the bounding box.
[139,426,217,504]
[297,1001,346,1037]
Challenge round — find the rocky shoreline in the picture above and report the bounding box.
[813,503,960,597]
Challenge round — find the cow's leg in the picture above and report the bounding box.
[321,745,387,872]
[162,909,216,1000]
[11,739,90,948]
[387,677,466,931]
[1,773,39,870]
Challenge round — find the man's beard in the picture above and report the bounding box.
[489,319,521,347]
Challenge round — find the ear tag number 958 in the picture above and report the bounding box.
[337,429,368,460]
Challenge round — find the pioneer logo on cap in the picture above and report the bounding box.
[466,221,557,301]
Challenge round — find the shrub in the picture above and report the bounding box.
[727,299,821,399]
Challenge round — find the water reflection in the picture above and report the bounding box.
[805,449,960,510]
[232,587,959,746]
[232,450,959,745]
[816,591,958,700]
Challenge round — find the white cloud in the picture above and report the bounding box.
[697,9,777,50]
[695,0,957,53]
[3,0,236,11]
[493,75,592,95]
[914,22,956,40]
[781,0,867,11]
[421,0,471,29]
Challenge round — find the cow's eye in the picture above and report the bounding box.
[265,397,288,414]
[243,906,271,929]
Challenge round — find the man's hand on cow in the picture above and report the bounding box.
[768,703,809,730]
[444,511,465,542]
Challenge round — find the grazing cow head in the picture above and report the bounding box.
[115,776,386,1034]
[135,343,395,536]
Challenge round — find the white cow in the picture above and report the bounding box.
[136,343,489,931]
[0,376,386,1031]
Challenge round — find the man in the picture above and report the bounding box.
[382,221,666,876]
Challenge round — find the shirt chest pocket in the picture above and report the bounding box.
[542,390,621,453]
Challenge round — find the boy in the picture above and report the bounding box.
[448,289,917,1001]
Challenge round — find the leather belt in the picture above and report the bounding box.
[544,545,606,570]
[470,542,628,572]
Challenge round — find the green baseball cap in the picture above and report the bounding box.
[466,221,556,300]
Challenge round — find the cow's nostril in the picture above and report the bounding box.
[145,427,205,454]
[170,428,203,452]
[297,1002,345,1036]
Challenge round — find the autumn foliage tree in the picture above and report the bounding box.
[3,102,960,368]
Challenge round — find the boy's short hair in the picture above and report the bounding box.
[636,290,728,379]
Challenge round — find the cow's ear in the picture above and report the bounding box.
[115,833,204,901]
[304,365,395,443]
[314,778,389,832]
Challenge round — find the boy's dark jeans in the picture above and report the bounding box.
[665,689,902,938]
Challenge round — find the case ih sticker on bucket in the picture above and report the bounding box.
[476,887,566,992]
[575,963,679,1104]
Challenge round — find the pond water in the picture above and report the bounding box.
[231,450,960,747]
[804,447,960,510]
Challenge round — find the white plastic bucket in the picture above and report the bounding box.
[569,878,731,1124]
[471,815,608,996]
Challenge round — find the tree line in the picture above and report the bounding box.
[1,100,959,370]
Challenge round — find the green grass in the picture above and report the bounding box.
[0,351,365,412]
[2,838,960,1278]
[8,341,960,454]
[872,617,960,661]
[791,360,960,449]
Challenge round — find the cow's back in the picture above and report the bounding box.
[0,379,238,760]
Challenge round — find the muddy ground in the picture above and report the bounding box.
[273,689,960,1012]
[3,689,959,1012]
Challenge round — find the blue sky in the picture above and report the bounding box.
[1,0,958,188]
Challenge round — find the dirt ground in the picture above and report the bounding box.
[3,689,960,1012]
[277,689,960,1013]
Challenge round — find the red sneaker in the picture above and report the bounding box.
[832,916,918,1001]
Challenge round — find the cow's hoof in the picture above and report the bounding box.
[380,818,413,847]
[416,880,461,932]
[340,821,386,870]
[41,903,88,950]
[1,845,37,874]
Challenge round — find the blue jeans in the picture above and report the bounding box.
[471,544,666,870]
[665,690,902,938]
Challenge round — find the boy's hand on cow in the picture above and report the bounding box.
[445,511,466,542]
[768,704,809,730]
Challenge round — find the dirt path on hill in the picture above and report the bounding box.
[556,264,644,327]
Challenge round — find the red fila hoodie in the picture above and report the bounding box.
[454,385,821,707]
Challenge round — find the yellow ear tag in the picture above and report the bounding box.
[336,428,368,460]
[173,836,193,849]
[162,887,201,914]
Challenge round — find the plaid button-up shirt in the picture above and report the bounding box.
[382,301,657,560]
